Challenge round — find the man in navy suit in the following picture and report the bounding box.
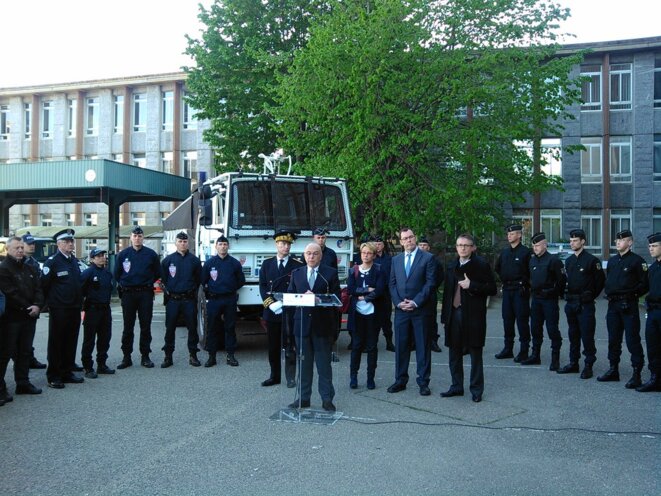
[287,243,341,411]
[387,228,436,396]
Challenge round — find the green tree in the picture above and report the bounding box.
[184,0,330,171]
[274,0,583,240]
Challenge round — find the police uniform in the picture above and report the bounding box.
[598,229,649,387]
[160,232,202,367]
[637,232,661,392]
[557,229,605,378]
[22,232,47,370]
[523,232,566,370]
[494,224,532,361]
[259,230,304,387]
[80,249,115,377]
[114,226,161,368]
[41,229,84,388]
[201,236,246,366]
[312,227,338,270]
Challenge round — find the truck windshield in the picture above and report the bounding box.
[230,180,347,231]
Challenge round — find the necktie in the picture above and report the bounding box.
[278,259,284,274]
[405,253,412,277]
[308,269,316,289]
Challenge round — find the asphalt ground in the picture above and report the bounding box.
[1,296,659,496]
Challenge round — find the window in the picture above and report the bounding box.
[580,214,602,250]
[161,151,174,174]
[0,104,9,140]
[654,135,661,181]
[610,209,631,250]
[654,209,661,233]
[42,101,53,138]
[133,93,146,132]
[40,213,53,227]
[581,64,601,111]
[541,138,562,177]
[162,90,173,131]
[84,239,98,253]
[67,99,77,137]
[84,213,98,226]
[86,97,98,135]
[131,212,146,226]
[114,95,124,134]
[182,150,198,178]
[182,94,197,130]
[610,63,632,110]
[66,213,76,226]
[581,137,602,183]
[24,102,31,140]
[654,61,661,108]
[511,210,533,242]
[609,136,632,182]
[132,153,146,168]
[541,209,562,243]
[22,214,31,227]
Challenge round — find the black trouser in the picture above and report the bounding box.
[606,299,644,368]
[0,319,34,391]
[350,312,378,379]
[47,307,82,382]
[530,297,562,352]
[447,307,484,396]
[81,304,112,369]
[645,308,661,374]
[206,296,238,354]
[266,320,296,383]
[501,288,531,349]
[163,298,198,354]
[120,290,153,356]
[564,300,597,365]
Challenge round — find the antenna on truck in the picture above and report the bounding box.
[258,150,292,176]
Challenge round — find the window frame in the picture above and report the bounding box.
[581,137,602,183]
[41,100,53,139]
[0,104,10,140]
[162,90,174,131]
[113,95,124,134]
[85,97,99,136]
[67,98,77,137]
[581,64,602,112]
[609,136,632,183]
[133,93,146,132]
[540,209,562,244]
[609,63,632,111]
[610,209,632,251]
[580,214,602,251]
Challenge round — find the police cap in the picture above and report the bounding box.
[216,235,229,244]
[176,232,189,240]
[418,236,430,244]
[90,248,107,258]
[615,229,633,240]
[647,232,661,244]
[22,232,35,245]
[131,226,144,235]
[569,229,586,240]
[531,232,546,244]
[273,229,296,244]
[506,224,523,233]
[54,229,75,241]
[312,227,330,236]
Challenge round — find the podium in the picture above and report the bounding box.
[269,292,343,425]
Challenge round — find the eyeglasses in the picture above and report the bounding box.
[400,235,415,241]
[456,244,474,248]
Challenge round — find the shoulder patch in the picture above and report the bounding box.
[596,263,602,270]
[42,266,50,275]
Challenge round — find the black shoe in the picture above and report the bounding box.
[204,355,217,368]
[636,373,661,392]
[472,393,482,403]
[419,385,431,396]
[580,365,593,379]
[84,369,98,379]
[495,347,514,359]
[387,382,406,393]
[29,357,47,369]
[97,364,115,375]
[15,383,42,395]
[189,354,201,367]
[286,379,296,388]
[557,362,579,374]
[385,338,395,352]
[261,377,280,387]
[226,353,239,367]
[161,356,173,368]
[47,380,65,389]
[141,355,155,368]
[72,363,84,372]
[62,374,84,384]
[367,378,376,390]
[521,354,541,365]
[117,356,133,369]
[625,368,642,389]
[597,367,620,382]
[431,341,442,353]
[0,390,14,403]
[440,388,464,398]
[288,399,310,409]
[513,350,529,363]
[322,400,336,412]
[350,375,357,389]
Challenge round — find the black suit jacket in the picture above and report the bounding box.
[287,264,340,338]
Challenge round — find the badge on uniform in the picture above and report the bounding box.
[642,263,648,272]
[42,266,50,275]
[210,267,218,281]
[169,263,177,278]
[596,263,602,270]
[123,259,131,273]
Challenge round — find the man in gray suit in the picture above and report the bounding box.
[387,228,436,395]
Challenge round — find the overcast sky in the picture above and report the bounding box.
[1,0,658,88]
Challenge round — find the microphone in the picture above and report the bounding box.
[315,267,330,294]
[268,270,293,295]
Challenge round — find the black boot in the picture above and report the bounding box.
[513,347,529,363]
[385,335,395,352]
[226,353,239,367]
[549,351,560,372]
[521,348,541,365]
[636,373,661,392]
[29,356,47,369]
[97,362,115,374]
[116,355,132,370]
[84,368,98,379]
[597,365,620,382]
[189,352,201,367]
[580,364,593,379]
[431,339,442,353]
[204,353,217,368]
[141,354,154,368]
[557,362,579,374]
[495,346,514,359]
[161,353,173,368]
[625,366,642,389]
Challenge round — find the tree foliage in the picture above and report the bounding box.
[274,0,584,240]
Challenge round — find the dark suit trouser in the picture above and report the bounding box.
[120,291,153,356]
[447,307,483,395]
[394,310,430,387]
[564,301,596,365]
[0,319,33,391]
[81,305,112,369]
[645,309,661,374]
[501,288,531,348]
[163,299,199,354]
[47,307,81,382]
[295,333,334,403]
[606,300,644,368]
[266,320,296,382]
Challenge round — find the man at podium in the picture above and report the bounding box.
[287,243,341,411]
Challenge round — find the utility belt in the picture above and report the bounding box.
[532,288,556,299]
[121,285,153,293]
[85,302,110,310]
[205,292,236,300]
[607,294,635,302]
[502,281,526,291]
[169,290,197,301]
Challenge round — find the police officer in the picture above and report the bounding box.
[557,229,605,379]
[522,232,566,370]
[114,226,161,369]
[160,232,202,368]
[373,235,395,352]
[494,224,532,361]
[201,236,246,367]
[22,232,47,369]
[598,229,649,387]
[312,227,338,270]
[637,232,661,392]
[259,229,304,387]
[80,248,115,378]
[41,229,84,388]
[417,236,444,353]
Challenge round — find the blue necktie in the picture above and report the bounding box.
[308,269,316,289]
[405,253,412,277]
